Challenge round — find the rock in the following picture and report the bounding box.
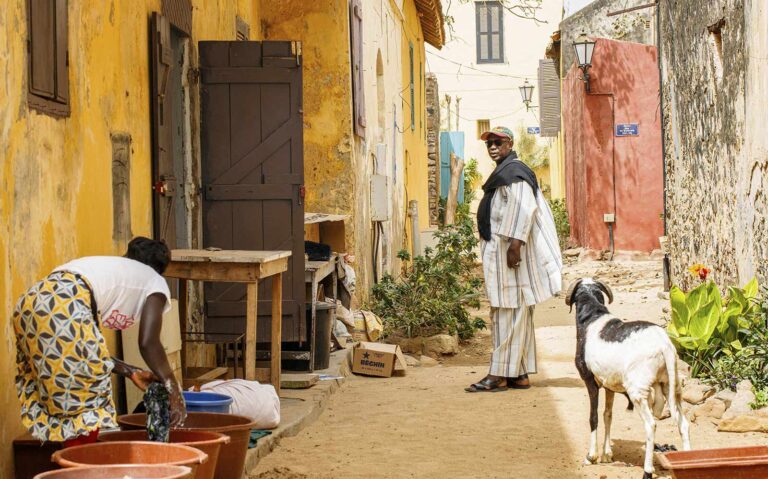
[658,291,670,301]
[387,336,424,355]
[419,355,439,367]
[563,248,582,257]
[578,249,603,262]
[662,306,670,314]
[677,359,691,378]
[723,386,756,417]
[715,389,736,409]
[737,380,754,392]
[682,381,715,405]
[423,334,459,357]
[403,354,421,367]
[692,397,727,422]
[718,414,768,433]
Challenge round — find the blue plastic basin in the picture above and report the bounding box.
[182,391,233,413]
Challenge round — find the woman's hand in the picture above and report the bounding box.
[168,380,188,427]
[129,370,159,391]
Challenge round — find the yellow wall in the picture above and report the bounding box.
[548,133,566,200]
[0,2,261,477]
[401,0,430,251]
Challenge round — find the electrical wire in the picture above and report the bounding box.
[427,51,535,79]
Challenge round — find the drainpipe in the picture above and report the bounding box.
[657,0,671,291]
[409,200,420,256]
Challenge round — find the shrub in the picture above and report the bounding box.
[548,198,570,250]
[370,209,485,340]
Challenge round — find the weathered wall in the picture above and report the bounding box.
[563,39,664,252]
[0,2,262,477]
[560,0,655,73]
[661,0,768,289]
[426,73,441,225]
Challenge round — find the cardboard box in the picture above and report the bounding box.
[352,342,408,377]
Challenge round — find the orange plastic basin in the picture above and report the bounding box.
[33,465,192,479]
[99,430,229,479]
[118,413,256,479]
[659,446,768,479]
[52,441,207,479]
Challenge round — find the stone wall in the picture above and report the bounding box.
[660,0,768,289]
[426,73,441,226]
[560,0,656,74]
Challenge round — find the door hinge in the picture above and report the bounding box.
[299,185,305,206]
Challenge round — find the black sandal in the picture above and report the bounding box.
[507,374,531,390]
[465,377,508,393]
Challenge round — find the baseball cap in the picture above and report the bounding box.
[480,126,514,141]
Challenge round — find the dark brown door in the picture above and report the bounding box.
[199,41,305,346]
[150,13,177,247]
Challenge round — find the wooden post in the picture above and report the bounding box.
[245,281,258,380]
[178,279,188,377]
[271,273,283,395]
[444,152,465,225]
[445,94,452,131]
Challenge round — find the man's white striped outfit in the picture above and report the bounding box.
[481,180,563,377]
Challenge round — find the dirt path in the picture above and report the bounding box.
[250,260,766,479]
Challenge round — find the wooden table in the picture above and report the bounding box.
[164,249,291,394]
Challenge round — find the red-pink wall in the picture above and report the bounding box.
[563,38,664,252]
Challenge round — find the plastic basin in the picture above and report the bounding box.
[659,446,768,479]
[118,413,257,479]
[98,430,229,479]
[33,465,192,479]
[183,391,233,413]
[51,441,207,479]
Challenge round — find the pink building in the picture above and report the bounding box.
[563,38,664,252]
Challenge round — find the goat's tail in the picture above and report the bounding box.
[663,344,680,421]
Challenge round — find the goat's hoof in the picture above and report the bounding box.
[601,452,613,463]
[584,454,598,465]
[643,472,653,479]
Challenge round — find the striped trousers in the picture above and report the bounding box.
[490,306,537,377]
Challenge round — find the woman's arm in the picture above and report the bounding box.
[112,357,159,391]
[139,293,187,426]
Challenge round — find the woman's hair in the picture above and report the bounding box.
[125,237,171,274]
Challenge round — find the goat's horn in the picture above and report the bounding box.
[564,279,583,306]
[594,279,614,304]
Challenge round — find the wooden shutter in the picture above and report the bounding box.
[538,59,561,137]
[54,0,68,103]
[29,0,56,99]
[161,0,192,36]
[350,0,366,138]
[409,43,414,130]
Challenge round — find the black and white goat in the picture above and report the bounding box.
[566,278,690,479]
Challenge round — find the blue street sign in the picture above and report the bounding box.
[615,123,639,136]
[527,127,541,135]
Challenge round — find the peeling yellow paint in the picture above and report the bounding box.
[0,2,262,477]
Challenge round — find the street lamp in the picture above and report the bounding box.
[573,32,596,92]
[519,79,535,111]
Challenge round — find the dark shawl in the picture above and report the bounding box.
[477,152,539,241]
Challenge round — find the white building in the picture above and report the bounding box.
[426,0,563,188]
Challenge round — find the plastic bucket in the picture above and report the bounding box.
[51,441,207,479]
[118,413,256,479]
[183,391,233,413]
[98,430,229,479]
[33,465,192,479]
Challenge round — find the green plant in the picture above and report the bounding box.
[667,270,760,379]
[752,388,768,410]
[547,198,570,250]
[370,208,485,340]
[515,126,549,170]
[463,158,482,204]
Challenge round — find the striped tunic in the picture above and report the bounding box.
[481,181,563,308]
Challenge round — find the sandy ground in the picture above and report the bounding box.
[250,259,767,479]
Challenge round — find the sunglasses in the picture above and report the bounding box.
[485,138,508,148]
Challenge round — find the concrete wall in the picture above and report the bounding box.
[559,0,656,73]
[427,0,563,199]
[0,2,262,477]
[563,38,663,252]
[661,0,768,289]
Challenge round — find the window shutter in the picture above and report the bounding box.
[350,0,366,138]
[54,0,68,103]
[409,43,414,131]
[150,11,173,227]
[29,0,56,99]
[538,59,561,137]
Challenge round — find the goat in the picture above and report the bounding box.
[566,278,690,479]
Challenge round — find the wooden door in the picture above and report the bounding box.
[199,41,305,345]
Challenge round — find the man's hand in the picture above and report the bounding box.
[129,370,159,391]
[507,239,524,269]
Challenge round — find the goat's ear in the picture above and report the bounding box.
[565,279,583,307]
[594,279,614,304]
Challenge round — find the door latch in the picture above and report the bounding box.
[153,176,176,197]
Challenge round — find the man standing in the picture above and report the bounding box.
[466,126,562,392]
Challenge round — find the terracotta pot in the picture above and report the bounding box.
[118,413,257,479]
[659,446,768,479]
[33,465,192,479]
[98,430,229,479]
[51,441,207,479]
